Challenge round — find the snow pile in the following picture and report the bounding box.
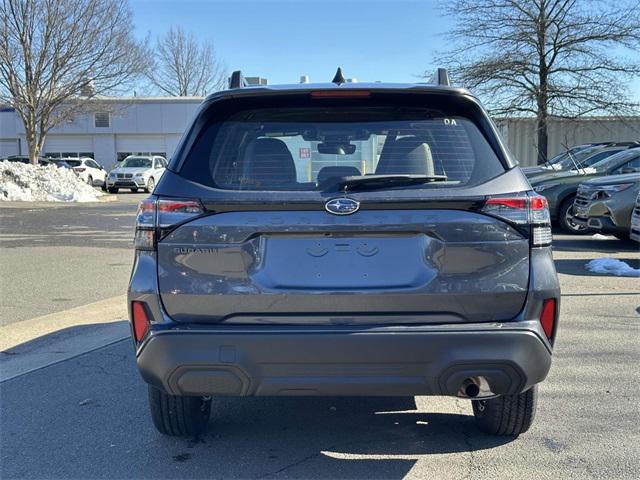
[591,233,613,240]
[585,258,640,277]
[0,161,103,202]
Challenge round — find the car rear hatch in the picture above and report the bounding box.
[147,88,546,325]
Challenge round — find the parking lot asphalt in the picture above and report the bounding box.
[0,193,146,326]
[1,198,639,479]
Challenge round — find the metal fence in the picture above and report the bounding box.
[494,117,640,167]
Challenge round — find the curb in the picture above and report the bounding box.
[0,295,129,382]
[0,294,127,352]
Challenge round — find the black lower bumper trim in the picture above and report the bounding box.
[136,325,552,397]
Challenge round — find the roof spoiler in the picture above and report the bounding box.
[430,68,451,86]
[228,70,247,89]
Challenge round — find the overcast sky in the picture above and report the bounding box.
[130,0,640,98]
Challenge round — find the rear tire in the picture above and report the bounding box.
[107,187,118,194]
[148,386,211,437]
[87,175,93,186]
[472,386,538,436]
[559,197,588,234]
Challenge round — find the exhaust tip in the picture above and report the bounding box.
[458,376,494,399]
[465,381,480,398]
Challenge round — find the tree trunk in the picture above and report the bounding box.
[536,114,548,165]
[25,127,41,165]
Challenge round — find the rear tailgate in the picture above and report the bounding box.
[157,207,529,324]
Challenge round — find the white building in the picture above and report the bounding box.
[0,97,203,168]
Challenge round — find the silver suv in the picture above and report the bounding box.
[128,70,560,437]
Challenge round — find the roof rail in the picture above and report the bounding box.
[430,68,451,86]
[228,70,247,89]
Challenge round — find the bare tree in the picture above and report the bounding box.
[0,0,147,164]
[433,0,640,163]
[146,26,226,97]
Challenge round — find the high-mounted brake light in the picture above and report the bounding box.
[134,197,204,251]
[539,298,556,340]
[131,301,150,342]
[482,194,552,246]
[310,90,371,99]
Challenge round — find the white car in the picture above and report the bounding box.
[106,155,167,193]
[63,157,107,186]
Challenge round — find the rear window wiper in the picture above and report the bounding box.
[321,174,449,192]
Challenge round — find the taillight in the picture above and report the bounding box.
[539,298,556,340]
[482,194,552,247]
[131,301,150,342]
[74,167,86,172]
[134,197,204,251]
[157,199,203,228]
[134,198,156,250]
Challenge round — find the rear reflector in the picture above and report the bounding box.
[131,301,150,342]
[310,90,371,98]
[539,298,556,340]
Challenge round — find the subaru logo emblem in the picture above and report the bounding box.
[325,198,360,215]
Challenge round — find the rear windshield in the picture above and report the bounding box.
[64,160,81,167]
[180,106,505,191]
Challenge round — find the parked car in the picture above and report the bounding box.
[520,143,603,177]
[106,155,167,193]
[62,157,107,186]
[3,155,51,166]
[522,142,639,179]
[630,192,640,242]
[128,70,561,437]
[531,147,640,233]
[46,158,74,169]
[572,173,640,239]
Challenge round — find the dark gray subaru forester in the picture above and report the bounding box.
[128,69,560,437]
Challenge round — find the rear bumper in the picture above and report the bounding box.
[136,322,552,398]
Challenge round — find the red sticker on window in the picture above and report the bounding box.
[299,148,311,159]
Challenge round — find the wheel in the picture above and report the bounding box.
[148,385,211,436]
[145,177,155,193]
[130,188,139,193]
[107,187,118,194]
[472,386,538,436]
[87,175,93,186]
[558,197,588,234]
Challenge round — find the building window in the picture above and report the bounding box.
[44,151,94,159]
[94,112,110,128]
